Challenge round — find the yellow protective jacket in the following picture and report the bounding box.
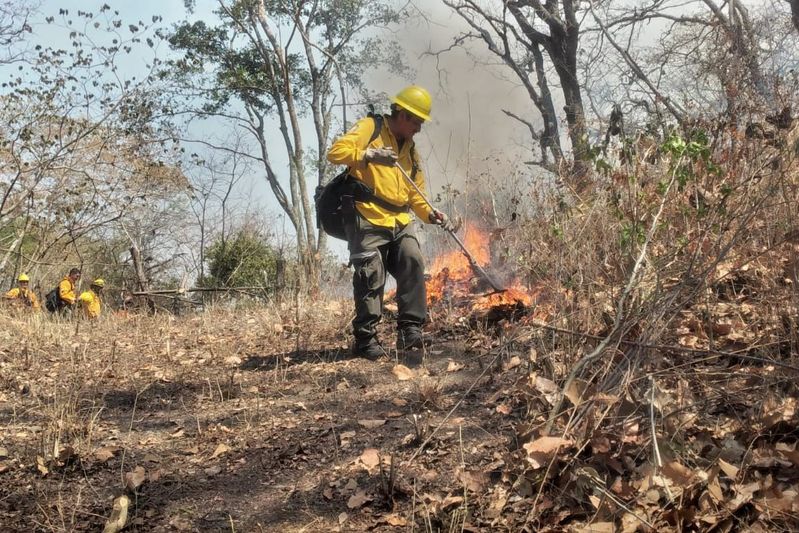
[4,287,40,310]
[58,277,77,305]
[78,289,102,319]
[327,115,435,228]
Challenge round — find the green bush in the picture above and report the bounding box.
[201,230,279,288]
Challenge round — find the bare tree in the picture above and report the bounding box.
[0,6,189,287]
[442,0,589,171]
[790,0,799,31]
[186,133,249,283]
[167,0,405,286]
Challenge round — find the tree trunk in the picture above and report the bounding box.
[130,244,155,313]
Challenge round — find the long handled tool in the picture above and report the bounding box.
[395,162,506,293]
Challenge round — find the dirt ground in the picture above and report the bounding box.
[2,295,799,532]
[0,304,533,532]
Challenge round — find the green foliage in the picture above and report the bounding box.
[661,130,718,191]
[587,144,612,176]
[620,222,645,248]
[166,1,403,118]
[201,230,279,288]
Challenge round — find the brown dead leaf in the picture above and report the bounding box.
[707,477,724,502]
[496,404,512,415]
[347,489,371,509]
[442,495,465,510]
[718,458,739,479]
[359,448,380,471]
[93,446,122,463]
[564,378,594,406]
[358,419,386,429]
[385,514,408,526]
[523,436,573,469]
[36,456,48,476]
[755,490,799,512]
[502,355,522,371]
[577,521,615,533]
[391,398,408,407]
[0,447,8,459]
[458,470,488,493]
[662,460,695,486]
[485,487,508,518]
[102,495,129,533]
[210,443,231,459]
[124,466,146,491]
[392,364,415,381]
[446,361,465,372]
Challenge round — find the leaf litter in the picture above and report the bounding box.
[1,258,799,532]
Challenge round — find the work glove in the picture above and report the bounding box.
[364,147,398,166]
[430,209,454,232]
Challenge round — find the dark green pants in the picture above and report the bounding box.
[345,212,427,342]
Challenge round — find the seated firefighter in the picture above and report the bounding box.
[4,273,40,311]
[78,278,104,319]
[326,85,453,365]
[46,267,81,314]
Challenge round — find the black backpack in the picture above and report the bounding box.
[45,286,60,313]
[316,114,417,241]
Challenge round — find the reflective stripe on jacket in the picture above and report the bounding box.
[327,116,434,228]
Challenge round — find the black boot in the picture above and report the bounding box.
[352,337,385,361]
[397,326,426,367]
[397,326,425,350]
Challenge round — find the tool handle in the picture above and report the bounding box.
[394,163,505,292]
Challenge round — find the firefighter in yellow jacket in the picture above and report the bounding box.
[78,278,104,319]
[4,273,40,311]
[327,85,453,365]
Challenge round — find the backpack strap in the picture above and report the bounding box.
[368,114,383,145]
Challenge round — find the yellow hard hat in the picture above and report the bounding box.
[391,85,432,121]
[92,278,105,287]
[18,273,29,282]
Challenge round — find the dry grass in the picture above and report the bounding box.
[0,296,353,532]
[2,127,798,531]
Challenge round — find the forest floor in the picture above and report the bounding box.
[1,284,798,532]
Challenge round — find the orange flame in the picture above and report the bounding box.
[426,223,532,310]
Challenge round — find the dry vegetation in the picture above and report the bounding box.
[2,126,799,532]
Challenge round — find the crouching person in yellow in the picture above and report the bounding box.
[4,273,41,311]
[78,279,104,319]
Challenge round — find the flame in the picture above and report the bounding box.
[430,224,490,275]
[426,223,532,311]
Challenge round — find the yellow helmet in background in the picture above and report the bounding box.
[391,85,432,121]
[92,278,105,288]
[18,273,29,282]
